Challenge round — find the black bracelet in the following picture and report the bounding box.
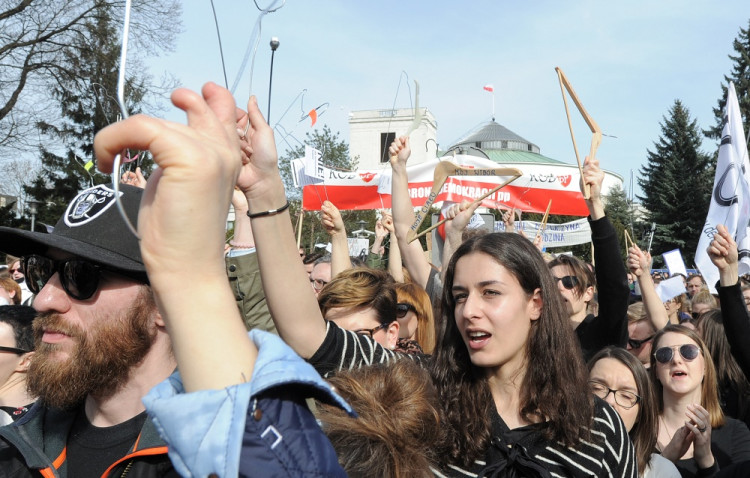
[246,201,290,219]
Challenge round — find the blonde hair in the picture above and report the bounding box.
[395,282,436,354]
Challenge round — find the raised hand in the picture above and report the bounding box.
[321,200,346,237]
[388,136,410,171]
[627,245,651,278]
[581,155,605,219]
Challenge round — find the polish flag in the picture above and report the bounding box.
[483,84,494,92]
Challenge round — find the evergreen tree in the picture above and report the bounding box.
[637,100,713,266]
[603,184,640,262]
[24,2,153,226]
[706,19,750,141]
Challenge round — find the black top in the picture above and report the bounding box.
[716,281,750,427]
[575,215,630,362]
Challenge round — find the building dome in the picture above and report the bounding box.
[447,121,567,166]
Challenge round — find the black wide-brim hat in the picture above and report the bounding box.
[0,184,147,283]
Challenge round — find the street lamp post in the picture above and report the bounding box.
[268,37,280,122]
[27,200,40,232]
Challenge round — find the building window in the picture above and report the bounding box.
[528,144,532,151]
[380,132,396,163]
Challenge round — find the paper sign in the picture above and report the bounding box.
[662,249,688,278]
[655,276,687,302]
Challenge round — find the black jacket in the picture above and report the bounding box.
[0,402,174,477]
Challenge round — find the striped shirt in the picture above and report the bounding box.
[308,320,422,377]
[432,400,637,478]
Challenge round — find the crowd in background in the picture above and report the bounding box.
[0,83,749,477]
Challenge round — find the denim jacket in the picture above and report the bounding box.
[143,329,353,477]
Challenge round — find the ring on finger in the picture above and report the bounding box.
[698,426,707,433]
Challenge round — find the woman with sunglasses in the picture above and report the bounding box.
[588,347,680,477]
[395,282,435,354]
[546,155,630,362]
[650,324,750,476]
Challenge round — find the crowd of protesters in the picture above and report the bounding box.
[0,82,749,477]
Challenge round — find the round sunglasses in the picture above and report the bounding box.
[654,344,701,364]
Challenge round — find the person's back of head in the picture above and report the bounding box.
[318,267,396,326]
[0,305,36,354]
[0,278,21,305]
[317,360,443,478]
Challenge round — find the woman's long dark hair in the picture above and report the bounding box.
[588,347,657,476]
[431,232,593,467]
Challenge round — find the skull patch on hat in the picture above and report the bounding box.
[64,185,121,227]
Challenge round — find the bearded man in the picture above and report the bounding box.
[0,184,178,477]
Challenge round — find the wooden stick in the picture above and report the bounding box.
[536,199,552,240]
[623,228,633,252]
[296,210,304,250]
[408,167,522,242]
[555,67,603,200]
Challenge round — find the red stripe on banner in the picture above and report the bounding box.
[302,181,589,216]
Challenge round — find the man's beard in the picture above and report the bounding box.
[27,289,157,410]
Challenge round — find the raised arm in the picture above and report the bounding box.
[94,83,257,391]
[442,200,480,270]
[321,200,352,277]
[389,136,432,288]
[381,212,404,282]
[236,97,327,359]
[628,245,669,330]
[709,224,750,378]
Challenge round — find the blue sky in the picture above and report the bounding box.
[146,1,750,198]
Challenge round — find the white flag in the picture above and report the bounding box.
[304,145,325,180]
[695,82,750,292]
[291,158,324,189]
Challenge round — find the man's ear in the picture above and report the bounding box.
[15,351,34,374]
[153,310,166,328]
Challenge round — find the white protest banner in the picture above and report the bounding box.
[301,154,621,216]
[495,218,592,247]
[695,82,750,292]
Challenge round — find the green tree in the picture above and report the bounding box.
[24,2,156,226]
[706,19,750,141]
[278,126,376,254]
[602,184,640,262]
[637,100,713,266]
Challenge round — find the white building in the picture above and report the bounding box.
[348,108,437,170]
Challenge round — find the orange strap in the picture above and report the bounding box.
[39,446,67,478]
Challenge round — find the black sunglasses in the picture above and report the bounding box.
[554,275,579,290]
[0,345,29,355]
[22,255,104,301]
[654,344,701,364]
[627,335,655,350]
[396,303,415,319]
